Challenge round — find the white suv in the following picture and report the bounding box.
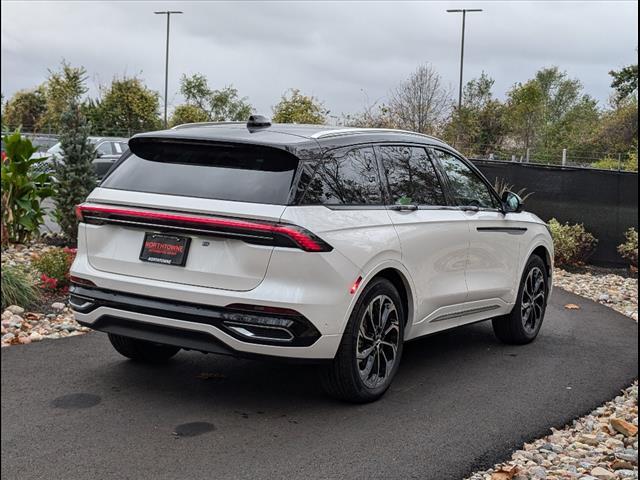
[70,117,553,403]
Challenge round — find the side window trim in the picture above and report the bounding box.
[373,143,450,209]
[429,147,502,211]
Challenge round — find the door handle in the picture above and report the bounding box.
[389,204,418,211]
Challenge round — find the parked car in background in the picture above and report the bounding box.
[2,133,57,156]
[70,117,554,403]
[25,133,59,153]
[34,136,129,179]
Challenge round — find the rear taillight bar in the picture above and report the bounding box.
[75,204,332,252]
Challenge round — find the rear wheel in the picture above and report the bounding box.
[108,334,180,363]
[322,278,404,403]
[492,254,549,345]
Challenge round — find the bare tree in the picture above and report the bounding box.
[388,64,451,135]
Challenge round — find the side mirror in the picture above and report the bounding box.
[502,191,523,213]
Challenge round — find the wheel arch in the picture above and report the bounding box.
[525,241,554,291]
[345,262,416,339]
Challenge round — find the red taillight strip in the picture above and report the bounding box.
[76,204,331,252]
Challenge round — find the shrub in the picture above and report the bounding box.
[1,265,41,310]
[1,130,54,244]
[592,150,638,172]
[492,177,534,202]
[32,247,76,291]
[548,218,598,267]
[618,228,638,268]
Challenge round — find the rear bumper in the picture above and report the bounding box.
[71,285,342,360]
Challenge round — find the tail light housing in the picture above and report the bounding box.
[75,203,332,252]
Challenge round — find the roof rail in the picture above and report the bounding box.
[310,127,440,142]
[171,121,245,130]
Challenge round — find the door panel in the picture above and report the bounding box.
[431,148,522,304]
[376,145,469,324]
[388,208,470,323]
[464,210,523,302]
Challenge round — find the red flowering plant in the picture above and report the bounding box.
[32,247,76,292]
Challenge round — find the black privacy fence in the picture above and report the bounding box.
[471,159,639,266]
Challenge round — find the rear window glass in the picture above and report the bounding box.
[101,142,299,204]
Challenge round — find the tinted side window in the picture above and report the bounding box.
[95,142,112,155]
[434,150,497,208]
[301,146,383,205]
[378,145,446,206]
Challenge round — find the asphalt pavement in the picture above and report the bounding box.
[1,288,637,480]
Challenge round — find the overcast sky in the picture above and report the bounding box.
[1,1,638,120]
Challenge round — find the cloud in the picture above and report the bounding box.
[1,1,637,119]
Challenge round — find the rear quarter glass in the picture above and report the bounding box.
[100,143,300,205]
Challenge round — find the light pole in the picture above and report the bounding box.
[154,10,183,128]
[447,8,482,111]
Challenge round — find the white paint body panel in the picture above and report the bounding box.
[72,188,553,360]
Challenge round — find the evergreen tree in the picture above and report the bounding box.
[53,100,96,243]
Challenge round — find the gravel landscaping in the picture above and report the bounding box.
[1,242,90,347]
[554,267,638,322]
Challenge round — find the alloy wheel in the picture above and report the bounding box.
[521,266,546,334]
[356,294,400,389]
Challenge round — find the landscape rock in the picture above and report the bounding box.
[610,418,638,438]
[590,466,616,479]
[5,305,25,315]
[51,302,66,311]
[28,332,43,342]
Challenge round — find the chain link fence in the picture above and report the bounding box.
[451,142,637,171]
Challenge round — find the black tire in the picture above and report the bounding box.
[321,278,405,403]
[108,333,180,363]
[492,254,549,345]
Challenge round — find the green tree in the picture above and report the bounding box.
[272,89,327,124]
[505,80,544,152]
[175,73,253,123]
[53,100,97,242]
[41,61,88,131]
[444,73,507,155]
[609,63,638,105]
[544,96,600,159]
[93,77,161,136]
[2,87,47,131]
[504,67,599,162]
[589,99,638,154]
[170,104,209,127]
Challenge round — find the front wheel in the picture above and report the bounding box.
[321,278,405,403]
[492,254,549,345]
